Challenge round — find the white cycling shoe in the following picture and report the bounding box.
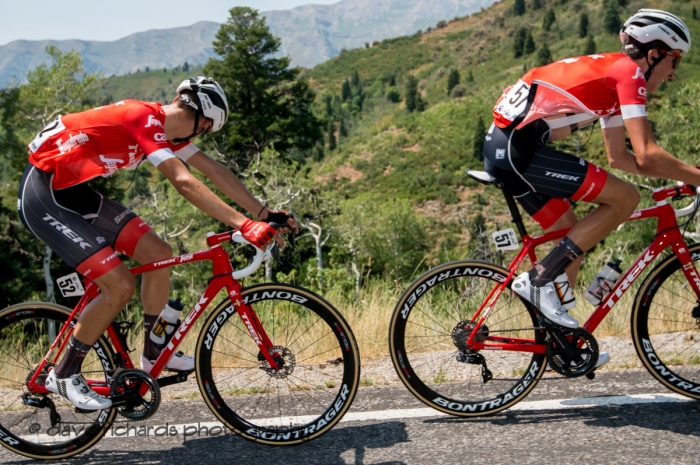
[45,369,112,411]
[512,271,579,329]
[140,351,195,372]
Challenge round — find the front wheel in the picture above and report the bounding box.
[389,260,546,417]
[195,283,360,445]
[632,243,700,399]
[0,303,117,460]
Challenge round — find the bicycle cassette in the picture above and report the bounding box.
[545,327,599,378]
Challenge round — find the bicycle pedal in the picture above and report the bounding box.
[74,407,94,414]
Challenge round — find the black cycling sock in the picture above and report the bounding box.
[530,236,582,286]
[143,314,160,361]
[54,336,92,378]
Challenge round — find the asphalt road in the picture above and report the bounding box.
[2,368,699,464]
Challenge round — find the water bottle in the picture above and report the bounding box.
[150,298,184,349]
[583,259,623,306]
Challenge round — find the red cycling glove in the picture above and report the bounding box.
[240,219,276,248]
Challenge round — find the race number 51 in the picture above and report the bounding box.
[492,228,520,251]
[57,273,85,297]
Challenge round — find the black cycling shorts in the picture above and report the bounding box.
[17,163,153,280]
[482,120,608,229]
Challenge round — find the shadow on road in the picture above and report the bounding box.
[425,399,700,437]
[0,421,410,465]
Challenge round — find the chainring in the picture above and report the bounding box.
[545,327,599,378]
[110,368,161,421]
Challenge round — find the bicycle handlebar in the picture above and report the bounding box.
[674,189,700,218]
[206,230,277,279]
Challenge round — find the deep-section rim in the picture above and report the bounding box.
[388,260,546,417]
[0,302,117,460]
[195,283,360,445]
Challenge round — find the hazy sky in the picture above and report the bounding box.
[0,0,341,46]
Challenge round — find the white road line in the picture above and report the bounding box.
[20,393,692,442]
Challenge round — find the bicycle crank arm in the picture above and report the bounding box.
[156,371,194,388]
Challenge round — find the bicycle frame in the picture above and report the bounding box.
[465,184,700,354]
[26,231,280,396]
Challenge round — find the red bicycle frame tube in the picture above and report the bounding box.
[466,196,700,353]
[28,231,279,396]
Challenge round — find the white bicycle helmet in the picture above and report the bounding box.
[176,76,229,134]
[620,9,691,55]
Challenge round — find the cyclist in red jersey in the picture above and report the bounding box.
[17,77,298,410]
[483,9,694,352]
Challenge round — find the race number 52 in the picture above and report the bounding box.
[57,273,85,297]
[492,228,520,251]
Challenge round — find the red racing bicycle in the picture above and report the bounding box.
[389,170,700,416]
[0,229,360,459]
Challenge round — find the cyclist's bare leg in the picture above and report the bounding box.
[565,174,640,252]
[73,264,136,344]
[130,230,173,316]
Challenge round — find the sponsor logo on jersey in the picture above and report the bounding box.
[42,214,92,250]
[154,133,167,142]
[638,87,648,98]
[56,132,89,154]
[495,148,506,159]
[633,68,645,80]
[545,171,580,181]
[99,155,123,175]
[145,115,163,128]
[114,209,132,224]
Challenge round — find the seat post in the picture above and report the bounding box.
[503,191,528,239]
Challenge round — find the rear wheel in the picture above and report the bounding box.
[0,303,117,460]
[632,244,700,399]
[389,261,546,416]
[196,283,360,444]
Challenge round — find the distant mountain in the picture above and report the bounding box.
[0,0,496,88]
[265,0,496,68]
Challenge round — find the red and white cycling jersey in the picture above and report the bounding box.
[493,53,647,131]
[28,100,200,189]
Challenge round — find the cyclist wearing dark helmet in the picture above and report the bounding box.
[482,9,694,349]
[18,76,298,410]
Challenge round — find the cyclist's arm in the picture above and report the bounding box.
[604,118,700,185]
[156,157,249,229]
[184,151,267,218]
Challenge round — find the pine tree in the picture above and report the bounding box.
[327,122,336,151]
[537,43,553,66]
[531,0,543,10]
[524,31,535,54]
[324,94,333,117]
[405,76,418,112]
[351,69,360,87]
[339,118,348,137]
[473,116,486,161]
[578,13,589,38]
[466,69,474,83]
[583,35,596,55]
[513,27,527,58]
[513,0,526,16]
[543,9,556,32]
[183,62,189,72]
[204,7,322,162]
[341,79,351,102]
[447,68,460,95]
[693,5,697,20]
[603,2,621,34]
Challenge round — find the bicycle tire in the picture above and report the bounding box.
[389,260,546,417]
[195,283,360,444]
[0,302,117,460]
[631,243,700,399]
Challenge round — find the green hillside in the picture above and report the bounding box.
[304,0,700,208]
[98,64,204,104]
